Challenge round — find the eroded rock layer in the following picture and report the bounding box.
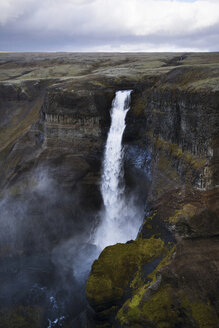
[0,52,218,327]
[86,56,219,328]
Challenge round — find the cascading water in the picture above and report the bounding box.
[94,90,143,250]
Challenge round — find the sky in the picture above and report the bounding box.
[0,0,219,52]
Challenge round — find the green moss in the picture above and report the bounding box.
[154,136,206,171]
[180,295,219,328]
[124,305,141,322]
[91,80,108,88]
[189,76,219,92]
[117,248,218,327]
[141,285,179,327]
[157,155,178,181]
[158,64,219,91]
[169,204,198,223]
[191,302,219,328]
[149,135,207,196]
[139,211,157,238]
[129,269,144,290]
[118,285,180,328]
[145,223,152,230]
[148,246,175,281]
[146,211,157,221]
[152,153,180,197]
[117,247,176,326]
[86,237,166,310]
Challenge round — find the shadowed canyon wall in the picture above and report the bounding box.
[0,53,218,328]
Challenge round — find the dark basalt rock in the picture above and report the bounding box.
[85,59,219,327]
[0,52,219,328]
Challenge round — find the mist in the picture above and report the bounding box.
[0,93,150,327]
[0,167,100,327]
[0,160,149,327]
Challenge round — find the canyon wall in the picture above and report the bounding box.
[86,65,219,328]
[0,53,218,328]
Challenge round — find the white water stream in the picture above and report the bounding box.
[94,90,143,249]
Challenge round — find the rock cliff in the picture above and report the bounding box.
[0,52,218,328]
[86,55,219,328]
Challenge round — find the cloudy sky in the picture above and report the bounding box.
[0,0,219,52]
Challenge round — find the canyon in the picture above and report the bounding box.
[0,52,218,328]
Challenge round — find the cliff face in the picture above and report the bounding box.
[0,73,116,326]
[0,52,218,328]
[86,59,219,328]
[0,80,115,256]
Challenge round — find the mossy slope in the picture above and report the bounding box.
[86,237,167,314]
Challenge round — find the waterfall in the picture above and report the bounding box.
[94,90,143,250]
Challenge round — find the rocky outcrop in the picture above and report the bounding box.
[0,74,116,328]
[0,79,116,258]
[0,53,218,328]
[86,63,219,328]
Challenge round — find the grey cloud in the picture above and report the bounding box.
[0,0,219,51]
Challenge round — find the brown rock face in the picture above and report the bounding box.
[0,80,115,255]
[0,52,218,328]
[85,56,219,327]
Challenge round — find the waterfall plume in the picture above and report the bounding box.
[94,90,143,250]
